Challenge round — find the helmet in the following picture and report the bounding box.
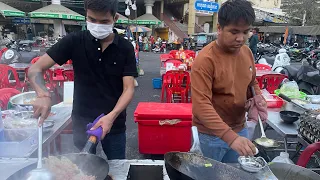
[278,48,287,54]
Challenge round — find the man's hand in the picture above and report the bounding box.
[33,97,52,126]
[90,112,116,140]
[230,136,256,156]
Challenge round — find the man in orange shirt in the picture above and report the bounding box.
[191,0,267,163]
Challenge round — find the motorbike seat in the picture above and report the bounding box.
[262,55,275,65]
[285,65,300,78]
[19,51,38,63]
[307,71,319,77]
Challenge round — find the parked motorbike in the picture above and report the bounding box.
[281,57,320,95]
[258,48,291,73]
[152,41,166,53]
[1,41,39,64]
[287,45,314,62]
[5,40,33,52]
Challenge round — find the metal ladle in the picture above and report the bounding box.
[25,118,55,180]
[251,87,280,148]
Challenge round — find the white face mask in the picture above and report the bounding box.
[87,21,113,39]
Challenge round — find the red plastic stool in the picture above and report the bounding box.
[0,88,21,110]
[296,142,320,167]
[260,74,288,94]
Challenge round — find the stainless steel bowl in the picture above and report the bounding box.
[9,91,37,107]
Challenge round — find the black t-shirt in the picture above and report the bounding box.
[47,30,138,133]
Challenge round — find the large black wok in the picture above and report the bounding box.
[7,135,109,180]
[164,152,257,180]
[269,162,320,180]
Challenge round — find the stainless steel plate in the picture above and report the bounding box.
[238,156,267,173]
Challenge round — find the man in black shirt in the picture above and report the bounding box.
[28,0,137,159]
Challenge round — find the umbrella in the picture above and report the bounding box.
[29,4,84,21]
[130,26,151,32]
[0,2,25,17]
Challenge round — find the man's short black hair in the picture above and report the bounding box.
[218,0,255,28]
[84,0,118,17]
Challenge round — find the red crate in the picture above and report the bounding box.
[265,94,284,108]
[134,102,192,154]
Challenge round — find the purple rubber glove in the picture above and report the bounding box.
[86,113,105,130]
[86,113,104,141]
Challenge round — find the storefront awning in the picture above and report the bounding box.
[116,13,130,24]
[133,14,161,25]
[258,25,320,36]
[0,2,25,17]
[29,4,85,21]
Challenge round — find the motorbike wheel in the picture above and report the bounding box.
[294,54,304,62]
[24,45,32,52]
[21,45,32,52]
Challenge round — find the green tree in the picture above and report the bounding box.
[281,0,320,25]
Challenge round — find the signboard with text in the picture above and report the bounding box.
[12,18,31,24]
[194,0,219,15]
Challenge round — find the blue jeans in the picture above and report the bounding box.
[72,115,126,160]
[199,128,248,163]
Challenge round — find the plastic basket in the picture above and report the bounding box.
[274,89,307,100]
[152,78,162,89]
[264,94,284,108]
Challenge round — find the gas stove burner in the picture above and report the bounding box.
[105,175,113,180]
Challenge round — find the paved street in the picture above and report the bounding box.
[59,51,304,163]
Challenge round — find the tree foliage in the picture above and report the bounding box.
[281,0,320,25]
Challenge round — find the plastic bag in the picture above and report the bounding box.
[271,152,294,164]
[279,81,300,99]
[190,126,203,155]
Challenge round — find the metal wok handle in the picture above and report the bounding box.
[82,127,102,153]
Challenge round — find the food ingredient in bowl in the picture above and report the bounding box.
[3,117,37,129]
[44,156,96,180]
[23,98,36,105]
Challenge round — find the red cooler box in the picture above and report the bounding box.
[134,102,192,154]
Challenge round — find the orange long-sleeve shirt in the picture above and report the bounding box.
[191,41,261,146]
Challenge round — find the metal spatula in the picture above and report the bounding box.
[25,118,54,180]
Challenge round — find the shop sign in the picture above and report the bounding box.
[194,0,219,15]
[3,10,25,17]
[12,18,31,24]
[135,20,161,25]
[116,19,161,25]
[30,12,85,21]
